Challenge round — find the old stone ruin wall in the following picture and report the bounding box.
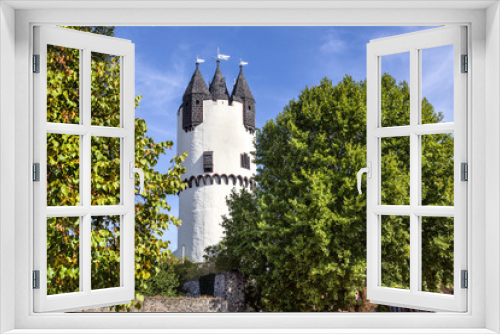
[79,271,246,313]
[183,271,245,312]
[80,296,228,313]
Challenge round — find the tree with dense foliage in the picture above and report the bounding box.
[139,257,181,298]
[46,26,187,310]
[216,74,454,311]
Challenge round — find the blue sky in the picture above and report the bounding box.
[113,26,453,251]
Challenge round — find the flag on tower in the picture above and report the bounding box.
[217,47,230,61]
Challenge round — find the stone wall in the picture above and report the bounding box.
[214,272,245,312]
[80,272,246,313]
[79,296,227,313]
[183,272,246,312]
[214,273,226,299]
[183,279,200,297]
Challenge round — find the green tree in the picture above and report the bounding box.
[46,26,187,310]
[217,74,454,311]
[139,257,181,297]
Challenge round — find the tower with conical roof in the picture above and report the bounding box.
[181,63,211,131]
[231,64,256,133]
[175,58,256,262]
[209,60,230,100]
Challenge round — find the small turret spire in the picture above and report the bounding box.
[231,63,254,102]
[181,62,211,131]
[231,63,255,133]
[183,62,210,99]
[209,59,230,100]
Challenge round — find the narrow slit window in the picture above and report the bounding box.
[241,152,250,170]
[203,151,213,173]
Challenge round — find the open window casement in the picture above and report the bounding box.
[362,26,467,312]
[33,26,137,312]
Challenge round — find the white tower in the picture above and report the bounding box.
[174,59,256,262]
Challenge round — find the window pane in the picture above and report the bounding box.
[381,52,410,127]
[47,217,80,295]
[421,217,454,294]
[421,133,454,206]
[47,45,80,124]
[91,136,120,205]
[91,52,121,127]
[381,136,410,205]
[91,215,120,290]
[421,45,454,124]
[381,215,410,290]
[47,133,80,206]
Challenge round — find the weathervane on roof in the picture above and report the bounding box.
[239,58,248,68]
[213,47,230,61]
[196,55,205,64]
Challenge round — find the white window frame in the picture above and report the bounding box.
[33,26,136,312]
[1,1,499,333]
[366,26,467,312]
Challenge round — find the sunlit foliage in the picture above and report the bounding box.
[217,75,454,311]
[46,26,187,311]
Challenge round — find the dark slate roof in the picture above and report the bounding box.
[231,65,254,102]
[209,60,230,100]
[183,63,210,99]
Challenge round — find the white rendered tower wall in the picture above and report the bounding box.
[175,99,255,262]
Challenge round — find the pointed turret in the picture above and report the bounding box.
[231,65,256,132]
[182,63,211,131]
[209,60,230,100]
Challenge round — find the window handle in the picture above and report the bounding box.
[357,162,371,195]
[130,162,145,195]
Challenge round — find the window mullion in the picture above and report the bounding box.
[416,48,424,294]
[409,47,420,295]
[75,48,84,293]
[365,46,380,296]
[81,47,92,294]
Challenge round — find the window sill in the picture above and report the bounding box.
[3,329,497,334]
